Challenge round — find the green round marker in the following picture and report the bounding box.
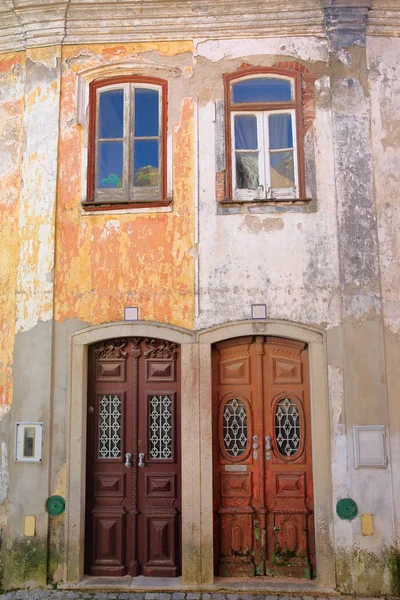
[336,498,358,521]
[45,495,65,516]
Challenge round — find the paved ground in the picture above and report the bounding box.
[0,592,394,600]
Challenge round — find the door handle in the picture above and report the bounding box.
[138,452,145,468]
[265,436,272,461]
[252,435,259,459]
[125,452,132,468]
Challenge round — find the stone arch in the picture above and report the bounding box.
[64,321,194,583]
[196,320,335,588]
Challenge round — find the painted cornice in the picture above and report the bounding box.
[0,0,399,54]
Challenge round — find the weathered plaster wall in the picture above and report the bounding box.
[0,11,399,593]
[0,52,25,417]
[54,42,196,330]
[368,35,400,573]
[0,44,62,589]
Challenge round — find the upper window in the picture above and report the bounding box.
[87,76,167,206]
[225,69,305,201]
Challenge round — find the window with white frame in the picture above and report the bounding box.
[225,71,304,201]
[86,76,167,206]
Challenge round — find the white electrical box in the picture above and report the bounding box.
[354,425,386,468]
[15,422,44,462]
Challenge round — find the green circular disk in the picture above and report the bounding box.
[46,495,65,516]
[336,498,358,521]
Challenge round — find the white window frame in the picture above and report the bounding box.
[94,82,163,204]
[231,108,298,202]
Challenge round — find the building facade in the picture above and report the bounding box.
[0,0,399,595]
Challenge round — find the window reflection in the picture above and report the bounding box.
[232,78,291,103]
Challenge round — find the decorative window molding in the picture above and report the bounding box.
[222,67,307,203]
[85,75,168,207]
[76,61,180,125]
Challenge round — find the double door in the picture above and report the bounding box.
[85,337,181,577]
[213,336,315,578]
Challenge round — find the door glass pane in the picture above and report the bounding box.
[269,114,293,149]
[99,90,124,139]
[223,398,248,458]
[270,150,295,188]
[235,152,259,189]
[134,88,159,137]
[97,141,123,188]
[232,78,292,103]
[234,115,258,149]
[98,395,122,459]
[149,395,173,459]
[275,397,300,457]
[133,139,159,187]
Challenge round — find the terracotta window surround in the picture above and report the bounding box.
[222,67,307,203]
[85,76,169,211]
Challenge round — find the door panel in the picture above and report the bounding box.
[213,336,315,578]
[85,337,181,577]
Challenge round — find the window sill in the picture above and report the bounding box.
[81,199,172,214]
[217,197,316,214]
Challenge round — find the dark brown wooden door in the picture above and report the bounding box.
[85,337,181,577]
[213,336,315,578]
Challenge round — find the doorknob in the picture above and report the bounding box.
[125,452,132,468]
[138,452,145,468]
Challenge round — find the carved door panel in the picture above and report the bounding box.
[212,336,315,578]
[85,337,181,577]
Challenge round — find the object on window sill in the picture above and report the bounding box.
[82,199,172,212]
[219,197,313,205]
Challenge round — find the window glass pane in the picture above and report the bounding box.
[275,397,300,457]
[134,88,159,137]
[99,90,124,139]
[232,78,292,103]
[97,142,123,188]
[234,115,258,150]
[222,398,248,458]
[270,150,295,188]
[134,139,159,187]
[269,114,293,149]
[235,152,259,189]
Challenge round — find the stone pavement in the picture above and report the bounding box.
[0,592,394,600]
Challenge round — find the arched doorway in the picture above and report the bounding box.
[85,336,182,576]
[212,335,315,578]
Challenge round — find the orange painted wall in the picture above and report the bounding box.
[54,44,195,329]
[0,52,25,410]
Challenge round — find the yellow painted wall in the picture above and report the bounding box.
[0,52,25,412]
[54,43,195,329]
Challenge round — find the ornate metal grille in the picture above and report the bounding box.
[98,394,122,459]
[275,397,300,457]
[149,395,173,459]
[223,398,248,457]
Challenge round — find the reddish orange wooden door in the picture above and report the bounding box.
[213,336,315,578]
[85,337,181,577]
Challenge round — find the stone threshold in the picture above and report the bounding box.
[59,576,338,595]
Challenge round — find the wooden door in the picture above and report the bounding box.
[85,337,181,577]
[212,336,315,578]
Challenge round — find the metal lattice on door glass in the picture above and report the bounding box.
[149,395,173,459]
[223,397,248,458]
[98,394,122,459]
[275,397,300,457]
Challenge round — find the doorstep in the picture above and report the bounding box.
[59,576,338,595]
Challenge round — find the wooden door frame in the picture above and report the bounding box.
[64,322,196,584]
[197,320,335,589]
[64,319,335,589]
